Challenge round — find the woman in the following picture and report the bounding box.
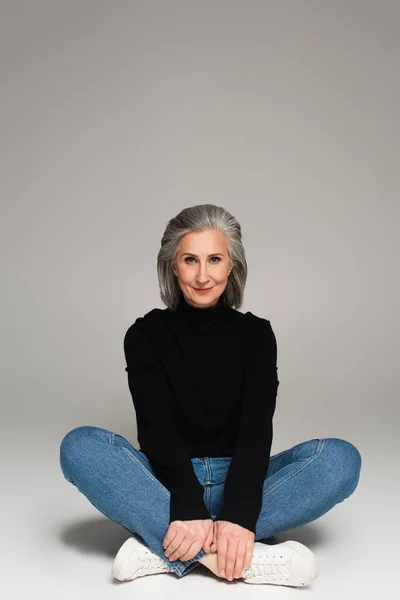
[59,204,362,586]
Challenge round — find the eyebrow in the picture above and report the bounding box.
[181,252,224,258]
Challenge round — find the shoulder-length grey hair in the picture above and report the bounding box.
[157,204,247,310]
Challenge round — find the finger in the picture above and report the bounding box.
[203,524,214,553]
[217,534,228,579]
[225,538,238,580]
[168,535,193,562]
[244,538,254,570]
[180,539,202,562]
[202,522,213,553]
[163,527,178,552]
[169,538,194,560]
[211,522,218,552]
[164,532,184,559]
[166,536,189,561]
[233,538,247,578]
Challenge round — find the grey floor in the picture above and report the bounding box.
[4,420,397,599]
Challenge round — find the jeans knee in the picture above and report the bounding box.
[345,441,362,495]
[326,438,362,497]
[60,425,93,454]
[59,426,96,480]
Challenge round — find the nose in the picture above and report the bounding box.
[195,262,211,283]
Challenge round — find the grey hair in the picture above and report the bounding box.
[157,204,247,310]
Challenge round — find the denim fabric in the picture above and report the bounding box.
[59,426,361,577]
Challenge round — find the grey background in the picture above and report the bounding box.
[1,1,398,598]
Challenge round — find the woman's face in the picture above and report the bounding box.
[171,229,233,309]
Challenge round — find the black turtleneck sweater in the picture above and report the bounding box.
[123,292,279,534]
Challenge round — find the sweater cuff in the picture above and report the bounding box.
[214,503,260,535]
[169,492,212,523]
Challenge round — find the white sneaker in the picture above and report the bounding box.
[241,540,319,586]
[112,535,175,581]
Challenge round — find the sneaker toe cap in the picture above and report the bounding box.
[284,541,318,584]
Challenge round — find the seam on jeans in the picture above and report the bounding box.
[204,484,211,512]
[109,432,115,446]
[122,447,170,498]
[174,563,186,576]
[269,449,287,461]
[263,438,326,498]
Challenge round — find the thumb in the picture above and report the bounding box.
[210,523,218,552]
[203,522,214,553]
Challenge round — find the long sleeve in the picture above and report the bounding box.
[124,321,212,524]
[214,317,279,534]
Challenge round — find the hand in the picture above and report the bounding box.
[213,520,255,580]
[162,518,214,562]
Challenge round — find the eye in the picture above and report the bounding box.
[184,256,221,264]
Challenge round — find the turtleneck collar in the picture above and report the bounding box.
[177,290,228,315]
[169,290,234,334]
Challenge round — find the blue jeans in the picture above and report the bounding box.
[59,426,361,577]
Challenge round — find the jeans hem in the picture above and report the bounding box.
[171,549,207,577]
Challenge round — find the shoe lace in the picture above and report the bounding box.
[244,552,291,582]
[137,550,169,573]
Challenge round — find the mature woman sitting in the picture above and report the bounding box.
[60,203,362,586]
